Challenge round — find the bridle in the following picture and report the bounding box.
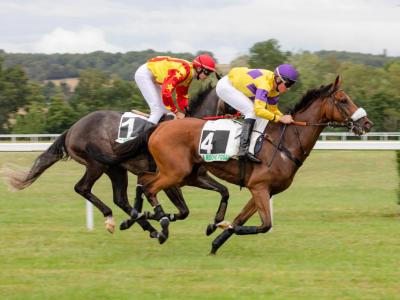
[293,89,367,131]
[265,89,367,168]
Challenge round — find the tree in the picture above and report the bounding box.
[71,68,109,110]
[45,91,76,133]
[248,39,289,70]
[0,61,30,132]
[12,102,46,133]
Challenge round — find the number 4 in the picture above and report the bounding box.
[201,132,214,154]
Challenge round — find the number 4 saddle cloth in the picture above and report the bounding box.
[199,118,269,162]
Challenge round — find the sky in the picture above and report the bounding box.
[0,0,399,63]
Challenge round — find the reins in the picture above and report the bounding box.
[292,120,351,128]
[202,112,242,120]
[265,88,357,167]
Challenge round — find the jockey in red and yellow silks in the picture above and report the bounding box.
[134,54,216,124]
[216,64,299,163]
[147,56,192,114]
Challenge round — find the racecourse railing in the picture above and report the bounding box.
[1,132,400,151]
[1,132,400,143]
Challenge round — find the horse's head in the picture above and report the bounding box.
[322,75,373,135]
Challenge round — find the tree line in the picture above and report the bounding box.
[0,39,399,133]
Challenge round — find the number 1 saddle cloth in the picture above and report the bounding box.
[115,112,151,143]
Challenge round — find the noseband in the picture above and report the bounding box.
[326,89,367,130]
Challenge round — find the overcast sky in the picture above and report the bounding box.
[0,0,399,63]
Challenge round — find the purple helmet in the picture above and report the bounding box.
[274,64,298,87]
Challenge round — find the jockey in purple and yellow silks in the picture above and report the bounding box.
[134,54,216,124]
[216,64,299,163]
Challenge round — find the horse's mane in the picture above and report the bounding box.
[291,83,333,113]
[188,82,214,113]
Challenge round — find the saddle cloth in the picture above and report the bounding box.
[199,118,269,162]
[115,112,152,143]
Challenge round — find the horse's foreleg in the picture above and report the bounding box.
[75,166,115,233]
[210,197,257,255]
[234,188,272,235]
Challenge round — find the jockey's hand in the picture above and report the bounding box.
[279,114,294,124]
[175,111,185,120]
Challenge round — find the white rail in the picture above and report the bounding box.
[1,132,400,143]
[1,141,400,152]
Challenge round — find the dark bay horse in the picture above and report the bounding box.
[3,83,235,242]
[92,76,373,254]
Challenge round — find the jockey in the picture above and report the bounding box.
[134,54,216,124]
[216,64,298,163]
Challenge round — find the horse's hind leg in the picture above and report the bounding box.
[74,165,115,233]
[137,171,189,244]
[105,167,159,238]
[163,187,189,221]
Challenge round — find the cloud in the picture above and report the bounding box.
[0,0,399,62]
[33,27,124,53]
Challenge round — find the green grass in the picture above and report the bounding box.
[0,151,399,300]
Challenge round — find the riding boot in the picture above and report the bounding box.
[238,118,262,164]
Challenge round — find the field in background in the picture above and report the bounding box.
[0,151,399,300]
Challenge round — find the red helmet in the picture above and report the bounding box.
[193,54,216,72]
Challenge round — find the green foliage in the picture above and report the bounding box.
[45,92,76,133]
[0,59,30,132]
[316,50,396,67]
[12,102,46,133]
[2,50,196,80]
[2,44,400,133]
[248,39,289,70]
[397,151,400,204]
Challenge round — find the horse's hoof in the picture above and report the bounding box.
[160,216,169,228]
[206,224,217,236]
[120,219,134,231]
[216,220,233,230]
[131,208,139,219]
[150,231,159,239]
[105,217,115,234]
[160,217,169,239]
[158,232,168,244]
[106,223,115,234]
[209,247,218,255]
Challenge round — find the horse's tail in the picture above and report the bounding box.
[1,131,69,191]
[86,125,157,165]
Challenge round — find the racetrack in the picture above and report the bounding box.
[0,151,399,300]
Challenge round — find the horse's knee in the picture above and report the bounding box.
[178,209,189,220]
[74,183,90,197]
[257,222,272,234]
[220,187,229,202]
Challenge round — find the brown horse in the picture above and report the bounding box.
[3,84,236,243]
[91,76,373,254]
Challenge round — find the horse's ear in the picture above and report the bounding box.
[333,75,342,90]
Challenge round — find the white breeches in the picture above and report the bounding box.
[216,76,256,119]
[134,64,169,124]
